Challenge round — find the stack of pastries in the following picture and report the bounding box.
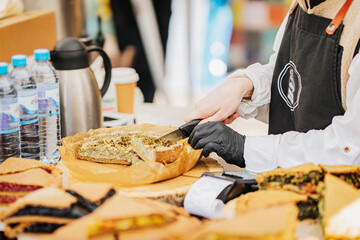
[0,158,62,206]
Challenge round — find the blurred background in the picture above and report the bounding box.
[18,0,290,109]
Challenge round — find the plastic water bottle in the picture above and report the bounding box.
[9,55,40,160]
[0,63,20,162]
[32,49,61,164]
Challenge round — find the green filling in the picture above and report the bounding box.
[297,198,319,220]
[133,134,174,148]
[335,173,360,189]
[259,171,323,191]
[318,183,326,226]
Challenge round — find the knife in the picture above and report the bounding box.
[158,119,202,142]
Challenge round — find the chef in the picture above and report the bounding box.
[185,0,360,173]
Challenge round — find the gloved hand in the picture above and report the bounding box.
[188,121,246,167]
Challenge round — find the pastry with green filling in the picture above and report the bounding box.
[75,131,186,165]
[235,189,318,220]
[320,164,360,189]
[75,132,142,165]
[257,163,323,199]
[130,133,185,164]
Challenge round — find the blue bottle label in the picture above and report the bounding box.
[18,89,38,125]
[38,83,60,117]
[0,102,20,134]
[18,90,38,115]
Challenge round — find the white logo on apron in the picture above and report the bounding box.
[277,61,302,111]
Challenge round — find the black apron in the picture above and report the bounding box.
[268,1,353,134]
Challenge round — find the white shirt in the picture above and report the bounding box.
[227,14,360,173]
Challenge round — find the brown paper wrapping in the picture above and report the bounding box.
[59,124,202,187]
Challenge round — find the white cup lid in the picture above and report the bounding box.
[112,67,139,84]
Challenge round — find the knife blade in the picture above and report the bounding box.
[158,119,202,142]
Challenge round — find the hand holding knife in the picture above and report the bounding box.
[159,119,246,168]
[158,119,202,142]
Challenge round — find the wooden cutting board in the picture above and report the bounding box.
[117,158,223,206]
[63,157,223,206]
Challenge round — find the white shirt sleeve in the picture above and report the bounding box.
[225,14,289,123]
[244,53,360,173]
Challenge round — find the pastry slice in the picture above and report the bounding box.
[50,195,192,240]
[130,133,185,164]
[0,157,62,178]
[191,203,299,240]
[235,190,317,220]
[320,164,360,189]
[0,187,91,238]
[86,196,177,237]
[0,168,62,206]
[320,174,360,239]
[75,132,143,165]
[257,163,323,199]
[66,183,116,212]
[118,216,201,240]
[50,216,200,240]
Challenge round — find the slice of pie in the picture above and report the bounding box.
[235,190,317,220]
[75,131,187,165]
[130,133,185,164]
[86,196,177,237]
[320,174,360,239]
[75,132,143,165]
[0,187,91,238]
[0,168,62,206]
[0,157,62,206]
[257,163,323,199]
[51,201,199,240]
[320,165,360,189]
[117,216,201,240]
[66,183,116,212]
[0,157,62,178]
[191,203,299,240]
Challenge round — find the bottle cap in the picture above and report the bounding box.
[11,55,27,67]
[0,62,8,75]
[34,49,50,61]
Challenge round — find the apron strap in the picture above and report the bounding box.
[326,0,354,35]
[289,1,298,15]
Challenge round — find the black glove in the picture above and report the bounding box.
[188,121,246,167]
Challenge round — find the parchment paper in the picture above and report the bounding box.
[59,124,202,187]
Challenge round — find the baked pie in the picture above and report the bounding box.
[50,195,198,240]
[191,203,299,240]
[61,124,202,186]
[257,163,323,199]
[320,164,360,189]
[235,190,317,220]
[319,174,360,240]
[75,131,185,165]
[0,187,90,238]
[75,132,142,165]
[130,133,184,164]
[0,158,62,206]
[86,196,177,236]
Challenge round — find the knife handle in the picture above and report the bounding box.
[179,119,202,136]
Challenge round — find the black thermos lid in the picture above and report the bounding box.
[50,37,90,70]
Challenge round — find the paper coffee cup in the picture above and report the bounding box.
[113,68,139,114]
